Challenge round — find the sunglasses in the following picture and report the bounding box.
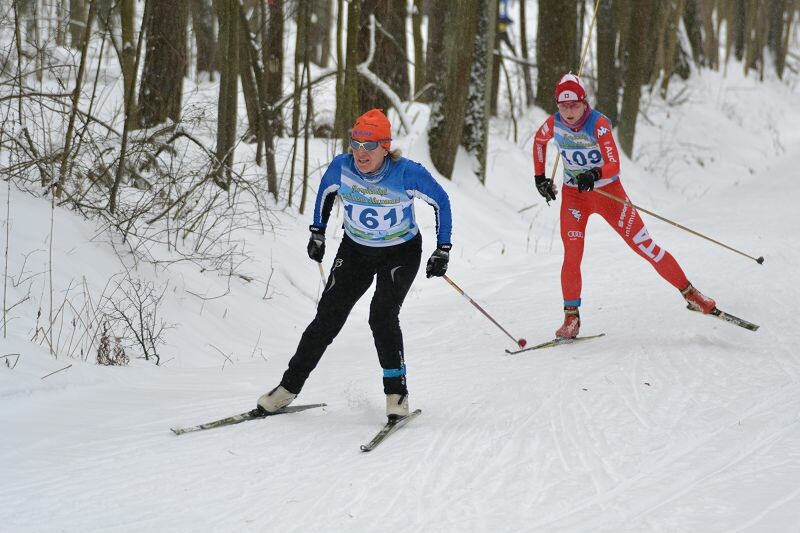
[349,138,384,151]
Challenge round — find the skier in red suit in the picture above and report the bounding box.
[533,73,716,338]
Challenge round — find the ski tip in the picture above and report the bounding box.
[170,428,184,436]
[359,445,372,452]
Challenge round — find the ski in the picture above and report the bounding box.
[360,409,422,452]
[688,305,759,331]
[171,403,327,435]
[504,333,606,354]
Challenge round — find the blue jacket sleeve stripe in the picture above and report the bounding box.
[313,156,343,227]
[409,188,452,245]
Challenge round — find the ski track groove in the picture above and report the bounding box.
[730,485,800,532]
[527,382,800,530]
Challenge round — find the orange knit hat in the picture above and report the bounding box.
[351,109,392,148]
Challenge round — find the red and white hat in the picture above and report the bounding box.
[554,73,586,103]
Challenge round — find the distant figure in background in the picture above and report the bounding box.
[532,73,716,338]
[258,109,453,420]
[497,0,516,53]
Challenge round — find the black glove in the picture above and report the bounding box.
[535,174,557,202]
[576,167,601,192]
[307,225,325,262]
[426,243,451,278]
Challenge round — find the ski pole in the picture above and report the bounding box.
[442,275,527,348]
[592,188,765,265]
[315,263,326,305]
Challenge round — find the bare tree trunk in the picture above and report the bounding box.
[660,0,687,96]
[138,0,189,128]
[18,0,35,47]
[119,0,137,129]
[56,0,67,47]
[425,0,444,104]
[309,0,332,67]
[358,2,409,112]
[69,0,86,48]
[96,0,113,31]
[596,0,619,123]
[519,0,534,107]
[702,0,720,69]
[337,0,361,152]
[576,0,586,71]
[264,0,284,137]
[618,0,653,158]
[462,0,497,184]
[300,34,313,214]
[490,25,501,115]
[646,1,672,86]
[6,0,26,338]
[254,0,278,198]
[57,0,96,197]
[683,0,706,66]
[239,8,260,142]
[333,0,346,139]
[756,0,771,79]
[110,0,149,213]
[743,0,759,75]
[191,0,217,77]
[614,0,632,68]
[768,0,790,78]
[289,0,310,206]
[412,0,426,99]
[427,0,479,179]
[535,0,578,113]
[215,0,238,189]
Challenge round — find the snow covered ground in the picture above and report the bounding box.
[2,68,799,532]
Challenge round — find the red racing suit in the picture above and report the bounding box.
[533,108,689,307]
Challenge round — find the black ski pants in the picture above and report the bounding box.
[280,233,422,396]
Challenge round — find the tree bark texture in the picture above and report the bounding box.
[309,0,332,67]
[683,0,706,66]
[138,0,189,128]
[117,0,137,128]
[596,0,619,124]
[338,0,361,151]
[767,0,790,78]
[519,0,534,107]
[69,0,86,49]
[618,0,653,158]
[535,0,578,113]
[412,0,426,99]
[215,0,238,188]
[190,0,216,76]
[427,0,479,179]
[239,6,260,141]
[264,0,285,137]
[358,1,410,111]
[659,0,687,96]
[462,0,497,184]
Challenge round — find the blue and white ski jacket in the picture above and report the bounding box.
[312,154,452,248]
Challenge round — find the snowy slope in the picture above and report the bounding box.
[2,68,800,532]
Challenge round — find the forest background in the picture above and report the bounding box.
[1,0,799,394]
[3,1,800,531]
